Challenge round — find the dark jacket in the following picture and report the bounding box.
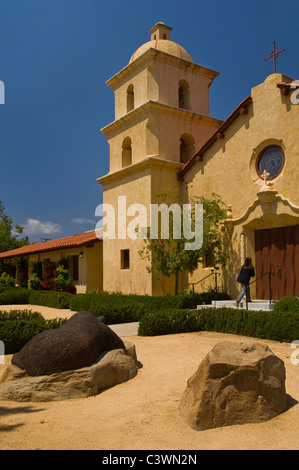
[236,266,255,285]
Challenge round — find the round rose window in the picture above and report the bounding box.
[257,146,284,180]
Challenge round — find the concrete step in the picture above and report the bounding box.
[197,299,275,311]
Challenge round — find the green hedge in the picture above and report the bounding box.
[138,306,299,343]
[0,288,231,324]
[0,288,74,309]
[274,296,299,313]
[0,310,66,354]
[28,290,74,309]
[138,308,201,336]
[0,288,30,305]
[69,291,231,321]
[70,293,145,324]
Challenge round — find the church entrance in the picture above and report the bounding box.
[255,225,299,300]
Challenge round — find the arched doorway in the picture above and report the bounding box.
[255,225,299,299]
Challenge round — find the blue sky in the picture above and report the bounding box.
[0,0,298,243]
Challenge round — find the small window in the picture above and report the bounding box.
[126,84,134,113]
[121,249,130,270]
[122,137,132,167]
[180,133,195,163]
[178,80,190,110]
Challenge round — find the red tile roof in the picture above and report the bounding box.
[276,81,299,88]
[0,230,103,260]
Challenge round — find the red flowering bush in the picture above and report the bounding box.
[31,261,76,294]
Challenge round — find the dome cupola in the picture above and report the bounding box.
[129,22,193,64]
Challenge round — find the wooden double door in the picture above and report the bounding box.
[255,225,299,300]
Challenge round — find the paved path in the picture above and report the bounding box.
[0,304,139,337]
[109,322,139,337]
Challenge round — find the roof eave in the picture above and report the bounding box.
[0,231,103,260]
[178,96,253,178]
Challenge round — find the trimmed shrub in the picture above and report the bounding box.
[70,292,231,319]
[138,306,299,343]
[90,302,145,324]
[0,309,66,354]
[138,308,201,336]
[0,309,44,321]
[0,288,30,305]
[70,293,98,312]
[70,293,145,324]
[0,286,9,295]
[28,290,73,309]
[274,296,299,313]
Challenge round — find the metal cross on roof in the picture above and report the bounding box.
[265,41,285,73]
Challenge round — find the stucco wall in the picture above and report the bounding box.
[86,243,103,293]
[101,169,152,295]
[101,161,187,296]
[182,74,299,299]
[110,52,217,119]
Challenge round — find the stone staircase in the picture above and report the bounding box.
[197,299,275,311]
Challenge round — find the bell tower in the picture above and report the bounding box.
[98,23,222,295]
[149,22,172,40]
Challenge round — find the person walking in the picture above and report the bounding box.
[236,257,255,307]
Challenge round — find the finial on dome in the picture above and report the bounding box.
[149,22,172,41]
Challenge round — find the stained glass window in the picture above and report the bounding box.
[258,146,284,180]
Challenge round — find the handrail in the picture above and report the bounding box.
[189,270,275,310]
[189,271,221,308]
[244,271,275,310]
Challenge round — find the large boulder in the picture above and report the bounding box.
[0,341,138,402]
[179,341,287,431]
[12,311,125,376]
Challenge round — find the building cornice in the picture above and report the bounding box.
[97,156,183,186]
[106,48,220,90]
[101,100,223,137]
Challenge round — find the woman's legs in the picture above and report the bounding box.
[237,285,251,304]
[245,285,251,301]
[237,285,247,302]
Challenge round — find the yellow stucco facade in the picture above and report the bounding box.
[181,73,299,299]
[98,23,222,295]
[97,23,298,299]
[1,24,297,300]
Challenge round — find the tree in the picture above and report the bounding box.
[138,189,228,295]
[0,199,28,253]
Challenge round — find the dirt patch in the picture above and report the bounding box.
[0,328,298,450]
